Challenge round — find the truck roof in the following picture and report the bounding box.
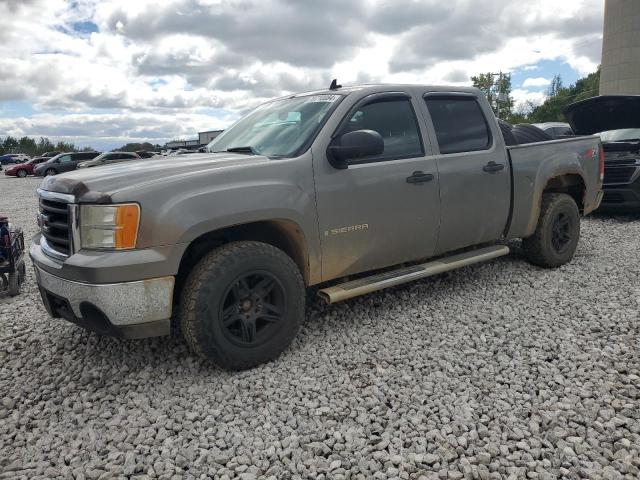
[274,84,483,101]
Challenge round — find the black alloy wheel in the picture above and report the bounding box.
[220,271,286,346]
[551,212,573,254]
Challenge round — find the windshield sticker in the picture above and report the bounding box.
[303,95,340,103]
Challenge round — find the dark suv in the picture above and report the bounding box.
[33,152,101,177]
[565,96,640,211]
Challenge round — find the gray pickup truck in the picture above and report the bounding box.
[31,84,603,370]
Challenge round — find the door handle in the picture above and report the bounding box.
[483,161,505,173]
[406,171,434,184]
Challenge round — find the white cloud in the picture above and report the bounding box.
[0,0,605,147]
[522,77,552,88]
[512,89,548,110]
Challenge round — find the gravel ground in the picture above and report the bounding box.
[1,175,639,480]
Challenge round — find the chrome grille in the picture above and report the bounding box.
[37,190,75,259]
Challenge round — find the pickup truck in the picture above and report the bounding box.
[31,83,603,370]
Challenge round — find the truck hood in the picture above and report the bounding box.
[39,152,271,202]
[564,95,640,135]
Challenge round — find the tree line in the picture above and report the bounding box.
[0,137,166,157]
[472,68,600,125]
[0,136,94,157]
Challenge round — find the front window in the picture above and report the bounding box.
[207,94,342,158]
[598,129,640,142]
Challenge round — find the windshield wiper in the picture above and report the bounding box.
[224,146,258,154]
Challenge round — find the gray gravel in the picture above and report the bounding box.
[1,175,639,480]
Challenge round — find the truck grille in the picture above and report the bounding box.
[603,166,636,185]
[602,192,625,204]
[39,195,72,257]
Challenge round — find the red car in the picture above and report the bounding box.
[3,157,49,177]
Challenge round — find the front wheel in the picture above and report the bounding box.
[523,193,580,268]
[17,169,27,178]
[180,241,305,370]
[45,168,57,176]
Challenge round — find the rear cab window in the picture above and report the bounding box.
[424,95,492,154]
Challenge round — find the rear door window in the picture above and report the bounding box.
[424,96,492,154]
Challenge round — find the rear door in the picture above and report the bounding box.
[421,93,511,255]
[313,91,441,280]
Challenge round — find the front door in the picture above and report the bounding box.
[421,93,511,255]
[313,92,441,281]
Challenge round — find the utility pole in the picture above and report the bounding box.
[488,71,506,119]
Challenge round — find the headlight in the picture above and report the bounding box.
[80,204,140,250]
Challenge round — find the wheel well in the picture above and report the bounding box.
[543,174,586,212]
[173,220,310,310]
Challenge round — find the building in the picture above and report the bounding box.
[165,129,224,151]
[600,0,640,95]
[199,130,224,146]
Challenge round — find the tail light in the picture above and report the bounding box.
[599,144,605,183]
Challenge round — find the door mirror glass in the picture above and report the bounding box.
[328,129,384,169]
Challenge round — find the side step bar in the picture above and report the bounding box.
[318,245,510,304]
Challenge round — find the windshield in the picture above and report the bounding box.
[207,94,342,157]
[90,152,112,162]
[598,129,640,142]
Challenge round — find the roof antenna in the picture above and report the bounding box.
[329,78,341,90]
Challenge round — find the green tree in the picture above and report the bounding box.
[0,135,95,156]
[471,72,515,121]
[527,68,600,123]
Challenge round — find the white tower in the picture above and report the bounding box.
[600,0,640,95]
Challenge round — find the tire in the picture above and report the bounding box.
[180,241,305,370]
[498,119,518,146]
[523,193,580,268]
[45,168,57,176]
[16,169,27,178]
[8,273,20,296]
[512,124,553,144]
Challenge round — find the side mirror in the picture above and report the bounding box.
[327,129,384,169]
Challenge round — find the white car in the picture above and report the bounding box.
[0,153,30,164]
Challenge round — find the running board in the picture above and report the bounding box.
[318,245,510,304]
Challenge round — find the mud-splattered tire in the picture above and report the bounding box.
[180,241,305,370]
[523,193,580,268]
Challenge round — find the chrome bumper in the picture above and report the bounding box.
[34,264,174,337]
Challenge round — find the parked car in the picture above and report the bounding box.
[31,83,603,370]
[0,154,30,165]
[77,151,141,169]
[33,152,101,176]
[532,122,575,139]
[136,150,159,159]
[3,157,51,177]
[564,95,640,211]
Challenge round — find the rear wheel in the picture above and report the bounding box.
[17,169,27,178]
[180,241,305,370]
[45,168,57,176]
[523,193,580,268]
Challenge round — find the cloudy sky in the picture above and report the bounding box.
[0,0,604,151]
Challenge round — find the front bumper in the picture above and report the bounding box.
[33,263,174,339]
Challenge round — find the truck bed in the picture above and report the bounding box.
[506,136,603,239]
